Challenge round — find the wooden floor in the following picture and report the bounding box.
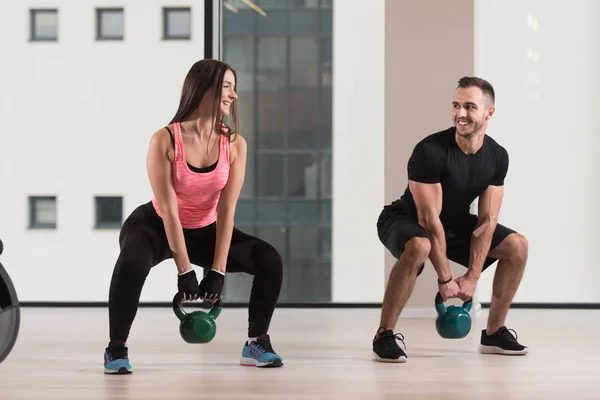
[0,306,598,399]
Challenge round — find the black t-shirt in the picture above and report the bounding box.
[388,127,509,226]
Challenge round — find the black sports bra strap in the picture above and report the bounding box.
[165,126,175,147]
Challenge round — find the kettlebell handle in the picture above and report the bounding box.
[172,294,223,321]
[434,292,473,314]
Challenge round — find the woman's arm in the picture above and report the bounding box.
[146,127,191,274]
[212,134,247,273]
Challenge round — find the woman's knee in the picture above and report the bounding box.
[252,242,283,277]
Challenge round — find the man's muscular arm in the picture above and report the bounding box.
[467,185,504,279]
[409,180,452,282]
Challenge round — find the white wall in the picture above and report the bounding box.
[331,0,386,302]
[384,0,476,314]
[475,0,600,303]
[0,0,205,302]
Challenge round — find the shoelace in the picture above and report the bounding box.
[254,340,275,354]
[390,332,407,349]
[498,327,519,343]
[108,346,128,360]
[377,331,407,350]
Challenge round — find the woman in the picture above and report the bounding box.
[103,59,284,374]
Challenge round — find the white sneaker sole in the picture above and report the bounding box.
[478,345,529,355]
[104,367,133,374]
[372,352,407,363]
[240,356,283,368]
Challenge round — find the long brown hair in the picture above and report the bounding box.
[169,59,239,140]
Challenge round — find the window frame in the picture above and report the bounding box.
[162,7,192,40]
[28,196,57,229]
[96,7,125,41]
[94,196,124,229]
[30,8,59,42]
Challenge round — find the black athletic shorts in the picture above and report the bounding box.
[377,206,516,276]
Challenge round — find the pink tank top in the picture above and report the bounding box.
[152,122,230,229]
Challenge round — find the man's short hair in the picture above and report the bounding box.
[457,76,495,105]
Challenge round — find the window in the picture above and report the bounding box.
[96,8,124,40]
[222,0,333,304]
[29,196,57,229]
[30,9,58,41]
[163,7,191,40]
[95,196,123,229]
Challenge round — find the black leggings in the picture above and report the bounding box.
[108,202,283,342]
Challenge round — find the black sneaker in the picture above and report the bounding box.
[478,326,529,355]
[372,329,407,363]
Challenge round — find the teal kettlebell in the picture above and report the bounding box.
[434,292,472,339]
[173,295,223,344]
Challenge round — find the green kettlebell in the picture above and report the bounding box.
[434,292,472,339]
[173,295,223,344]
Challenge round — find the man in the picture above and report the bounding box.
[373,77,529,363]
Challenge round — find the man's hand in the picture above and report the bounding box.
[438,279,460,301]
[455,274,478,301]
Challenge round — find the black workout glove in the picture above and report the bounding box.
[199,270,224,301]
[177,269,201,301]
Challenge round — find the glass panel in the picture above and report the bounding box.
[225,37,256,155]
[318,227,332,261]
[287,227,329,302]
[222,1,333,304]
[166,9,190,38]
[291,38,318,88]
[256,91,286,149]
[35,198,56,225]
[239,146,255,199]
[224,38,255,93]
[99,10,123,39]
[320,200,331,225]
[256,11,288,36]
[287,154,319,198]
[257,226,286,256]
[256,37,286,149]
[96,197,122,227]
[290,11,319,36]
[289,88,318,149]
[234,200,255,225]
[256,0,288,10]
[320,88,332,148]
[256,201,285,225]
[257,37,286,89]
[223,8,254,36]
[288,200,319,225]
[257,154,284,197]
[320,153,332,199]
[321,37,333,87]
[304,0,320,9]
[320,10,333,34]
[34,11,58,40]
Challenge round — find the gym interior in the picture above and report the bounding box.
[1,0,599,399]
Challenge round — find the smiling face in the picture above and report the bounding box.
[452,86,495,138]
[220,69,237,117]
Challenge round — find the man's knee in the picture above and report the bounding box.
[403,237,431,264]
[512,233,528,260]
[496,233,528,262]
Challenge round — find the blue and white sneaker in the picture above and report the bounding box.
[240,334,284,368]
[104,345,133,374]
